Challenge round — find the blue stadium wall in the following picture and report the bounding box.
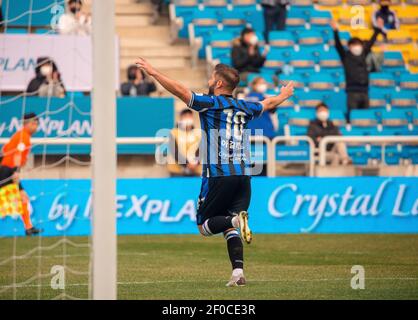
[1,177,417,237]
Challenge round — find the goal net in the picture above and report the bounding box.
[0,0,115,300]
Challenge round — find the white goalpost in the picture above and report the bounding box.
[91,0,117,300]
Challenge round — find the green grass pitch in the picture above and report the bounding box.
[0,234,417,299]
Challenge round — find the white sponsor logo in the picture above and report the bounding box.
[45,193,196,231]
[268,179,418,232]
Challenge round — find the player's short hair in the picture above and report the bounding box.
[23,113,38,123]
[213,64,240,91]
[348,37,363,46]
[240,27,255,39]
[68,0,82,5]
[179,109,193,117]
[316,102,329,110]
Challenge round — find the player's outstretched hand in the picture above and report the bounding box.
[280,81,294,100]
[135,57,157,77]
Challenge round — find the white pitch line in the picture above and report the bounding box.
[1,277,417,290]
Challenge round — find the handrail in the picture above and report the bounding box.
[0,135,272,170]
[318,135,418,166]
[270,136,316,177]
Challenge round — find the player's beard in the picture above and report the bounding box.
[208,84,215,95]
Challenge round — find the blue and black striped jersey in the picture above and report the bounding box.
[188,92,264,177]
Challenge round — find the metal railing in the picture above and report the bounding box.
[318,136,418,166]
[270,136,316,177]
[2,135,416,176]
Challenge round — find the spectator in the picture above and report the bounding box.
[246,77,278,139]
[231,28,269,81]
[26,57,66,98]
[372,0,399,32]
[120,65,157,97]
[261,0,289,42]
[331,19,384,122]
[307,103,352,166]
[58,0,91,36]
[167,109,201,177]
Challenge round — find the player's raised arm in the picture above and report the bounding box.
[260,81,294,112]
[135,57,192,105]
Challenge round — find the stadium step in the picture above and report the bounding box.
[116,3,154,15]
[121,46,191,58]
[116,15,152,27]
[120,56,189,70]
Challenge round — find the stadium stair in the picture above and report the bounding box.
[115,0,208,112]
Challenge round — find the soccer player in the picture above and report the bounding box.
[136,58,294,286]
[0,113,42,236]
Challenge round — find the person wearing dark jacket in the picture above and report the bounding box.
[308,103,351,165]
[331,19,384,122]
[26,57,66,98]
[372,0,399,32]
[231,28,269,80]
[120,65,157,96]
[261,0,289,42]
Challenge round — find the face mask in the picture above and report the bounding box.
[248,35,258,46]
[255,83,268,94]
[40,65,53,77]
[350,45,363,56]
[317,111,329,122]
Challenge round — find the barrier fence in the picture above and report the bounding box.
[0,135,417,177]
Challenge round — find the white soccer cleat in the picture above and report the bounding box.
[226,274,246,287]
[238,211,252,244]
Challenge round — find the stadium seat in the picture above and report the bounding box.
[346,0,372,5]
[308,73,336,91]
[268,31,296,48]
[350,109,380,126]
[369,72,396,88]
[289,0,314,7]
[309,9,332,30]
[171,2,200,38]
[263,48,292,70]
[289,50,317,73]
[189,10,220,58]
[328,30,351,47]
[369,90,388,109]
[247,73,276,86]
[381,110,409,127]
[319,49,342,70]
[220,10,247,35]
[329,109,346,127]
[295,91,326,109]
[381,51,405,72]
[286,8,308,31]
[278,73,306,90]
[297,30,325,51]
[229,3,264,33]
[390,92,417,109]
[399,73,418,91]
[287,109,315,135]
[396,6,418,31]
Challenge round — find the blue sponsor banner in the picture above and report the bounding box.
[0,96,174,154]
[0,177,417,237]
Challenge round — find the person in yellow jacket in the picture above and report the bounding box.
[167,109,202,177]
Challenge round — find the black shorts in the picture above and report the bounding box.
[196,175,251,225]
[0,166,23,190]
